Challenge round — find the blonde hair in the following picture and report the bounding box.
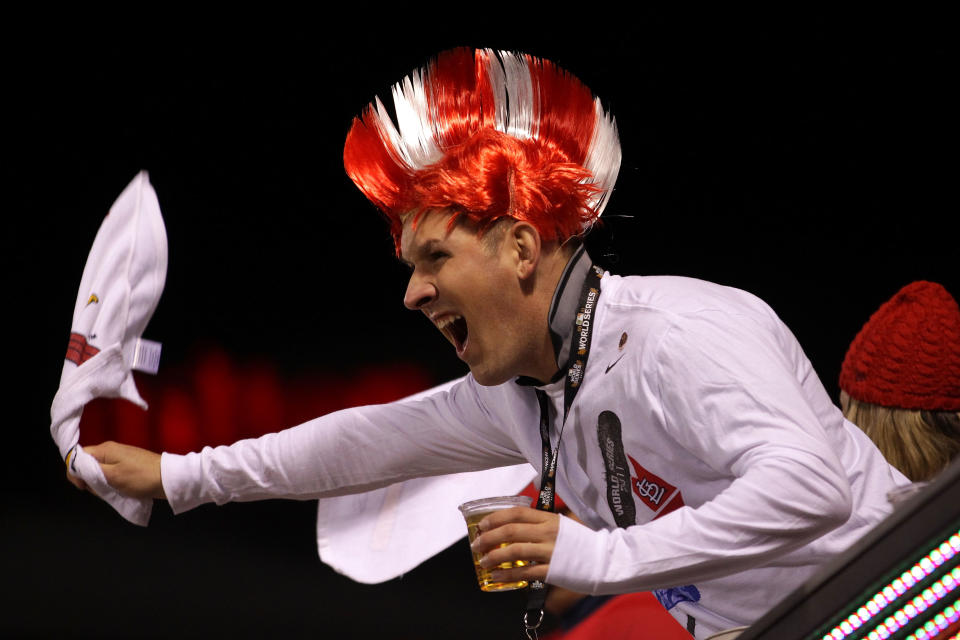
[841,390,960,481]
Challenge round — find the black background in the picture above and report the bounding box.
[7,12,955,639]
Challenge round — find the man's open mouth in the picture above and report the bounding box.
[436,315,469,354]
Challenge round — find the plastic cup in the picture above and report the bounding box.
[458,495,532,592]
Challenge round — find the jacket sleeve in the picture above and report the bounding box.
[547,311,855,594]
[161,376,525,514]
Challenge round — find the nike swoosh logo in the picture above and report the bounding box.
[605,354,626,374]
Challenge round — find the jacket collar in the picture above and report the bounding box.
[516,245,592,386]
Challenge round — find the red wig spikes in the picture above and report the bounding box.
[343,48,621,251]
[407,129,600,242]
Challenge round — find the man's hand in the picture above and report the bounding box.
[470,507,560,584]
[66,441,166,500]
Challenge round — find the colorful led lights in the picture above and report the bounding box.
[818,529,959,640]
[902,600,960,639]
[898,599,959,640]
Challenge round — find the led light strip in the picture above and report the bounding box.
[821,531,960,640]
[901,600,960,640]
[864,595,959,640]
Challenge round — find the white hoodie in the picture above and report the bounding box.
[162,249,903,637]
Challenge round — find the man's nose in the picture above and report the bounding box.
[404,272,437,310]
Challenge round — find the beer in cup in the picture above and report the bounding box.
[458,495,532,592]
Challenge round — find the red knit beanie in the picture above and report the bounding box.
[840,281,960,411]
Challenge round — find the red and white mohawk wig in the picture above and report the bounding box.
[343,48,621,251]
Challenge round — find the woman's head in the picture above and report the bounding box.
[840,281,960,480]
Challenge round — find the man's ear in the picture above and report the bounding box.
[510,221,542,280]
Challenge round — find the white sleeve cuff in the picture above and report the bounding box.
[161,451,205,514]
[546,514,611,595]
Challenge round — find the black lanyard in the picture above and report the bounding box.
[524,263,603,638]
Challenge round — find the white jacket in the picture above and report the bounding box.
[162,250,903,637]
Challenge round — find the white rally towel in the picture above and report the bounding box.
[50,171,167,526]
[315,465,536,583]
[316,376,537,583]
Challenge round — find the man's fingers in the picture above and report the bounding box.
[472,508,560,555]
[469,508,560,578]
[66,468,87,491]
[85,440,134,465]
[480,541,553,568]
[81,442,109,463]
[65,449,91,491]
[478,506,549,531]
[473,521,554,553]
[489,562,550,584]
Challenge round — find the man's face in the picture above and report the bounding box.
[399,211,538,386]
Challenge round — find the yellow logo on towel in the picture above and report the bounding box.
[86,294,99,306]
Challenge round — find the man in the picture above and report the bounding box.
[69,48,904,638]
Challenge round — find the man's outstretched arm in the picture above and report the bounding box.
[67,377,524,511]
